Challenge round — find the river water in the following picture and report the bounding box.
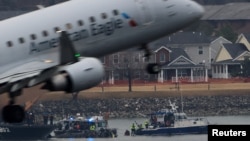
[45,115,250,141]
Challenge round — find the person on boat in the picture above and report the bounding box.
[144,120,149,129]
[170,113,175,127]
[130,123,136,136]
[49,114,54,125]
[164,114,168,127]
[65,123,70,130]
[164,112,175,127]
[124,129,130,136]
[90,124,96,131]
[26,112,35,125]
[89,125,97,138]
[43,113,48,125]
[74,122,80,130]
[150,115,158,127]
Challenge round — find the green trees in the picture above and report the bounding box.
[215,23,238,42]
[186,21,237,42]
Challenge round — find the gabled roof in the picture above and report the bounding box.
[167,55,196,68]
[233,51,250,61]
[236,33,250,43]
[243,33,250,42]
[223,43,248,59]
[154,46,172,53]
[169,47,191,61]
[210,36,232,44]
[152,46,190,61]
[160,47,196,68]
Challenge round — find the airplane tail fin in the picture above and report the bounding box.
[59,31,78,65]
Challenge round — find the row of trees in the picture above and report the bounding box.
[186,21,238,42]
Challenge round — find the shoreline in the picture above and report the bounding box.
[28,90,250,122]
[1,82,250,122]
[39,89,250,100]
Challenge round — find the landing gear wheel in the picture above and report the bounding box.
[146,63,161,74]
[2,105,25,123]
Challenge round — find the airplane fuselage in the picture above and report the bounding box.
[0,0,204,75]
[0,0,204,123]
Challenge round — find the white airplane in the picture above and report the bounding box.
[0,0,204,123]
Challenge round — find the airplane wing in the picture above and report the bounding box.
[0,59,58,84]
[0,31,77,94]
[0,52,59,95]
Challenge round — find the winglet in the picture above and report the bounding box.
[59,31,78,65]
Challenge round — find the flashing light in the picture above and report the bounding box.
[75,53,81,57]
[88,118,94,122]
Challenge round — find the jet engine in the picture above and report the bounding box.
[44,57,104,92]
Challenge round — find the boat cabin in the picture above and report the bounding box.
[56,116,108,131]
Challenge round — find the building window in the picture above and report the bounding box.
[198,46,203,55]
[143,55,149,62]
[160,52,165,62]
[113,54,119,64]
[213,66,216,73]
[123,56,129,63]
